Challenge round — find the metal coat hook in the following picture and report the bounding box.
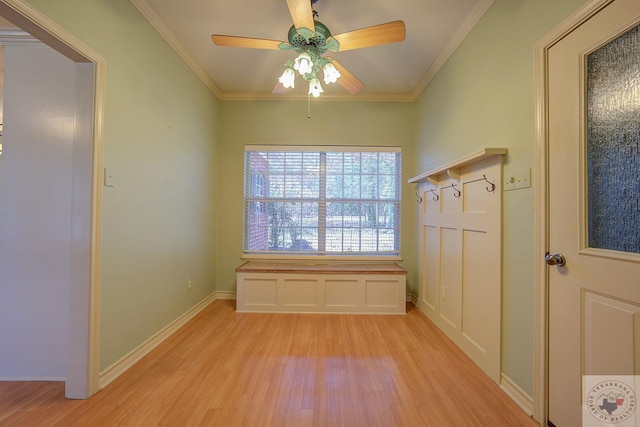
[466,174,496,192]
[442,183,461,198]
[429,188,439,201]
[416,192,423,203]
[452,183,461,198]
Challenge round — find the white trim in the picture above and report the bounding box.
[407,147,508,184]
[0,0,106,399]
[413,299,533,414]
[214,291,237,300]
[500,373,534,417]
[242,254,404,263]
[220,91,417,103]
[128,0,222,99]
[245,145,402,153]
[533,0,613,424]
[0,375,66,381]
[89,58,107,398]
[410,0,495,101]
[0,0,99,62]
[98,293,218,389]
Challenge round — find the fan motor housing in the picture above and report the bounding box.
[288,21,331,49]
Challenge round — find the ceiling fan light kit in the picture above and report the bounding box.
[308,78,324,97]
[280,44,342,97]
[293,51,313,75]
[278,68,296,89]
[323,62,340,84]
[211,0,406,98]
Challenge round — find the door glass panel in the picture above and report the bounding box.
[587,23,640,254]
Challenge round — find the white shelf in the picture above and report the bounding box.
[408,147,508,184]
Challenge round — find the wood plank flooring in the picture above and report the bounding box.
[0,300,540,426]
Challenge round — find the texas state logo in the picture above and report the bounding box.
[586,380,637,424]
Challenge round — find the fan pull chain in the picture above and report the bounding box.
[307,92,312,119]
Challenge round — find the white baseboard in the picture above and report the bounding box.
[413,298,534,417]
[0,375,65,381]
[215,290,236,300]
[500,373,534,417]
[98,292,218,389]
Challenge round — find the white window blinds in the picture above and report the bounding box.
[244,146,401,255]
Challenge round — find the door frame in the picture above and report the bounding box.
[0,0,105,398]
[533,0,617,423]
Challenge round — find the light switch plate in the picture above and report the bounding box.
[104,168,115,187]
[504,168,531,191]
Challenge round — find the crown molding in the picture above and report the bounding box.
[218,90,416,102]
[410,0,494,101]
[129,0,223,99]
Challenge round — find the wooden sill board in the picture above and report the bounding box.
[236,261,407,275]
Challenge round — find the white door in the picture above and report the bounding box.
[547,0,640,425]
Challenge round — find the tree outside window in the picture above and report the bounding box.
[244,147,401,256]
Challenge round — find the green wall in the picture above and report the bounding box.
[25,0,221,370]
[217,100,417,294]
[413,0,585,395]
[22,0,592,400]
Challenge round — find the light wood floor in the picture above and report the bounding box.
[0,300,540,426]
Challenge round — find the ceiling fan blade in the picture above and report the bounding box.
[272,82,288,94]
[286,0,315,32]
[330,59,365,95]
[211,35,284,50]
[330,20,406,52]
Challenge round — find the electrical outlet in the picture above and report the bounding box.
[441,287,447,300]
[187,279,192,290]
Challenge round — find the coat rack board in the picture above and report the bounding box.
[408,147,508,185]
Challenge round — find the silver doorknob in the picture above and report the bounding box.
[545,252,566,267]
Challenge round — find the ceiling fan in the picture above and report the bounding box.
[211,0,406,97]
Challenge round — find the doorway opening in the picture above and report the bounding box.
[0,0,105,399]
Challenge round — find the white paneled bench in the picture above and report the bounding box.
[235,262,407,314]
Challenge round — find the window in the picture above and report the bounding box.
[244,146,402,256]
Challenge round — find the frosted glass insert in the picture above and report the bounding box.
[587,24,640,254]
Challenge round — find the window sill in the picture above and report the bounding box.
[240,253,403,264]
[236,261,406,275]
